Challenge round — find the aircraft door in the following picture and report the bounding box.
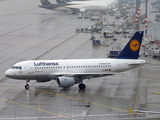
[66,61,70,72]
[18,66,22,75]
[27,63,33,74]
[116,61,120,71]
[66,65,70,72]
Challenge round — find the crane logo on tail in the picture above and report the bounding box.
[129,39,140,52]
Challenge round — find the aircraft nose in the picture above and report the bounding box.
[5,69,13,78]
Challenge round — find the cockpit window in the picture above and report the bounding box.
[11,66,22,69]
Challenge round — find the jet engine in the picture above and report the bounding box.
[57,76,75,88]
[79,9,86,13]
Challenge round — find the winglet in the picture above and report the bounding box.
[115,31,144,59]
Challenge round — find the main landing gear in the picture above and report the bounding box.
[79,84,86,89]
[25,79,30,89]
[79,81,86,90]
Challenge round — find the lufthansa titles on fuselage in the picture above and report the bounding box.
[34,62,59,66]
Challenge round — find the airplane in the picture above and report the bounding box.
[5,31,146,90]
[38,0,117,13]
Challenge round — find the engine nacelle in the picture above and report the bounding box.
[57,76,75,88]
[79,9,86,13]
[36,79,51,82]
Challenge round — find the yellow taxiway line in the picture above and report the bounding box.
[153,92,160,95]
[33,88,128,112]
[33,88,152,117]
[0,97,76,120]
[0,87,151,118]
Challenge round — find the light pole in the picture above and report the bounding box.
[136,0,140,30]
[145,0,148,35]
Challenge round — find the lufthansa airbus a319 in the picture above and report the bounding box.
[5,31,147,90]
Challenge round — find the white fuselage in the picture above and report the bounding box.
[63,0,118,12]
[5,58,146,81]
[66,4,109,11]
[66,0,117,5]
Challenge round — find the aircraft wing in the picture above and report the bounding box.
[49,72,114,79]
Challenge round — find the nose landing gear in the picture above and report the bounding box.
[25,79,30,89]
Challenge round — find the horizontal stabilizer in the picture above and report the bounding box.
[128,60,147,65]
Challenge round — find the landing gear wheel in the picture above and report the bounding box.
[79,84,86,90]
[25,84,29,89]
[25,79,30,89]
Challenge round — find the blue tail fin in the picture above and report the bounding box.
[115,31,144,59]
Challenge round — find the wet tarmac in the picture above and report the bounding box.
[0,0,160,120]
